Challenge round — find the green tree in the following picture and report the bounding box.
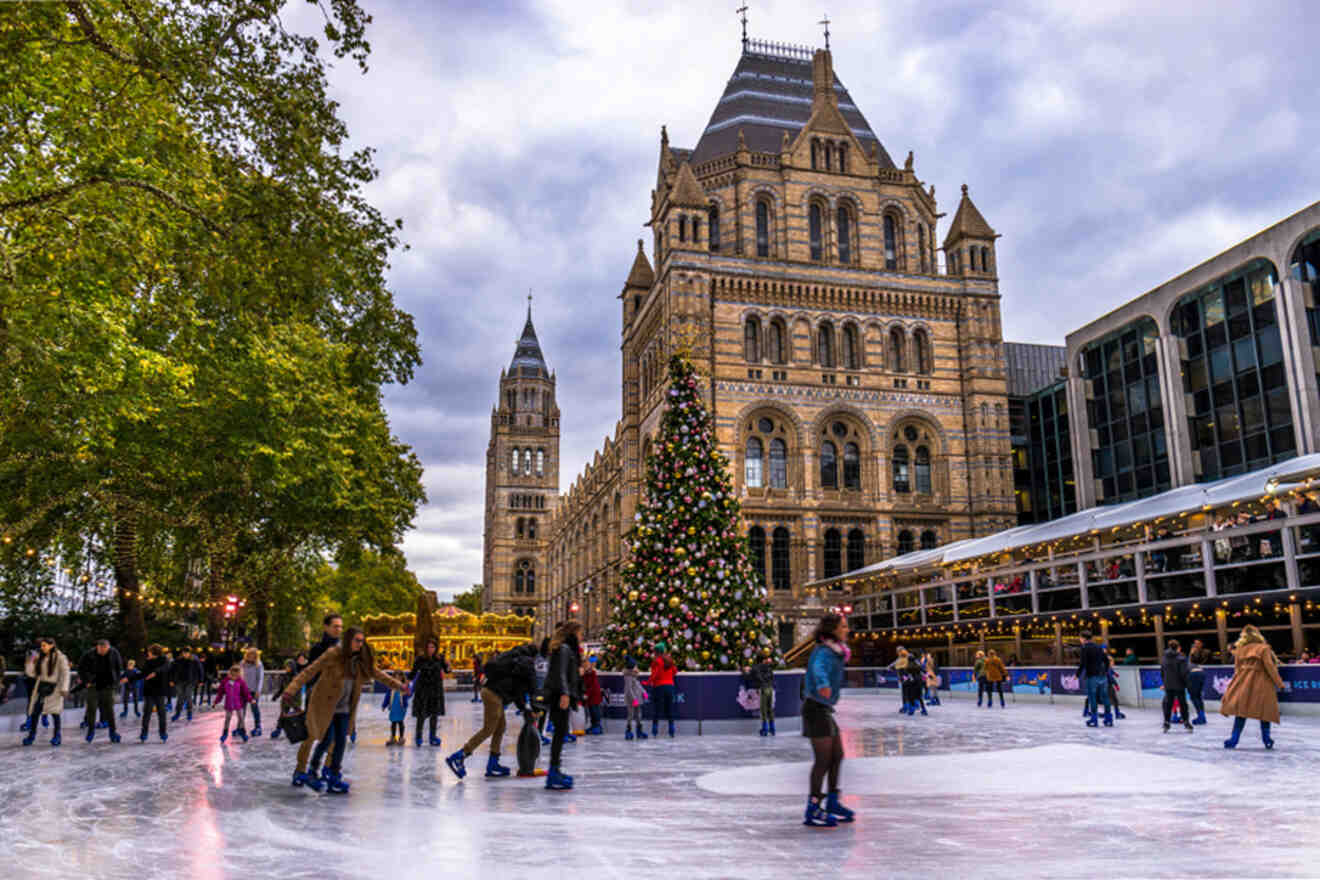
[451,584,484,614]
[602,356,778,671]
[309,549,422,626]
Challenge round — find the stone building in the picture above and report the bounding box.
[525,39,1020,645]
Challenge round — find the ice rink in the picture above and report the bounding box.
[1,692,1315,879]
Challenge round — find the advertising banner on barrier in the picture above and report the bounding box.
[1140,668,1165,701]
[1011,668,1052,695]
[598,671,804,720]
[1132,664,1320,704]
[946,669,975,693]
[1051,668,1087,696]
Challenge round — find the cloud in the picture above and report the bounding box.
[302,0,1320,597]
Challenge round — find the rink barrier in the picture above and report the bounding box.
[594,671,806,735]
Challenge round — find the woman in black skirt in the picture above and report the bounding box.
[410,637,450,747]
[801,613,853,827]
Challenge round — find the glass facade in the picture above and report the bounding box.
[1290,231,1320,392]
[1171,260,1294,481]
[1011,383,1076,524]
[1082,318,1170,504]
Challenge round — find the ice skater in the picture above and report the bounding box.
[1186,639,1210,724]
[1221,625,1284,750]
[281,627,407,793]
[1160,639,1195,734]
[239,648,266,736]
[471,652,483,702]
[544,621,584,790]
[894,649,924,715]
[169,648,203,723]
[582,655,604,735]
[801,613,854,828]
[445,643,536,779]
[973,650,987,706]
[382,674,409,744]
[213,664,255,743]
[22,637,69,747]
[623,656,649,739]
[645,642,678,738]
[76,638,125,743]
[139,644,170,742]
[410,636,448,747]
[983,649,1007,708]
[922,651,941,706]
[744,654,775,735]
[1077,631,1112,727]
[301,613,344,778]
[120,659,142,719]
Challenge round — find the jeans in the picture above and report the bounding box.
[325,712,351,772]
[26,711,61,740]
[1186,671,1206,715]
[121,681,140,715]
[1085,675,1111,716]
[84,686,117,732]
[548,703,569,768]
[976,676,987,705]
[1162,687,1189,725]
[588,703,602,728]
[141,694,167,738]
[172,683,195,720]
[985,681,1005,706]
[651,684,676,730]
[759,686,774,722]
[249,700,261,730]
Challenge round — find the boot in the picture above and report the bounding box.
[50,733,61,746]
[19,718,29,732]
[445,749,467,779]
[1262,722,1274,750]
[271,727,282,740]
[140,732,149,743]
[236,727,248,743]
[485,754,511,777]
[803,796,837,828]
[325,770,350,794]
[1114,710,1126,719]
[85,727,96,743]
[759,721,768,737]
[668,720,675,738]
[920,704,928,716]
[109,731,121,744]
[625,727,634,740]
[21,733,35,746]
[251,725,262,737]
[636,725,648,740]
[416,732,424,747]
[292,771,308,788]
[160,732,167,743]
[651,721,659,737]
[429,735,443,747]
[1163,722,1170,733]
[545,766,572,790]
[1183,720,1194,732]
[586,724,603,735]
[302,769,325,791]
[824,791,855,823]
[219,729,229,744]
[769,720,775,736]
[1193,710,1207,725]
[1086,713,1099,728]
[1102,712,1114,727]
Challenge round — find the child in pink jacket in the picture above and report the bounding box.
[213,664,255,743]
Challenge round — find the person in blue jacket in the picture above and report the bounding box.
[382,675,410,745]
[801,613,854,828]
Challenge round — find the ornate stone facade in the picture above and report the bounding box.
[518,42,1017,642]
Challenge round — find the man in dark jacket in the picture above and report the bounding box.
[77,639,125,742]
[1077,630,1112,727]
[447,644,537,780]
[170,648,204,722]
[1160,639,1195,733]
[139,644,172,741]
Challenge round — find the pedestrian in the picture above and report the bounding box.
[1221,624,1284,750]
[973,650,988,706]
[169,648,202,723]
[1077,630,1112,727]
[239,648,266,736]
[983,649,1007,709]
[1160,639,1195,734]
[623,656,649,740]
[410,636,448,747]
[445,643,537,779]
[77,638,124,743]
[744,654,775,735]
[119,658,142,719]
[645,642,678,738]
[213,664,256,743]
[138,644,171,743]
[582,655,604,735]
[544,621,584,791]
[382,676,409,745]
[22,637,70,747]
[1186,639,1211,725]
[802,613,854,828]
[471,652,484,702]
[280,627,407,793]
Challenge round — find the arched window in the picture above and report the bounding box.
[818,322,835,368]
[756,200,770,257]
[980,403,989,426]
[847,529,865,572]
[767,319,786,364]
[823,528,842,579]
[914,329,931,374]
[516,518,525,539]
[836,204,852,265]
[708,204,720,252]
[820,440,838,489]
[969,247,978,272]
[824,142,833,171]
[918,224,928,272]
[769,438,788,489]
[678,216,687,243]
[920,529,938,550]
[744,316,761,362]
[843,442,860,490]
[691,216,701,244]
[745,436,764,488]
[994,403,1003,427]
[889,328,907,372]
[883,214,899,270]
[809,202,824,262]
[511,448,520,474]
[841,324,859,370]
[892,445,910,493]
[981,247,991,273]
[525,564,535,594]
[536,448,545,475]
[514,564,525,593]
[528,518,538,540]
[772,527,791,590]
[897,530,915,555]
[810,139,819,170]
[838,143,848,174]
[748,526,766,587]
[523,449,532,474]
[915,445,932,494]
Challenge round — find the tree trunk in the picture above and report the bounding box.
[206,556,225,644]
[254,594,269,651]
[113,507,147,660]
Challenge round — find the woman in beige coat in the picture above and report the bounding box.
[22,637,70,746]
[1221,625,1285,750]
[281,627,406,792]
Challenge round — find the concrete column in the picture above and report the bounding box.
[1065,371,1095,508]
[1272,276,1320,454]
[1013,625,1023,661]
[1159,334,1196,487]
[1215,608,1229,654]
[1053,623,1064,664]
[1099,618,1110,646]
[1154,613,1166,655]
[1290,602,1305,657]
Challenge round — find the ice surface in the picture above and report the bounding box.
[2,693,1318,879]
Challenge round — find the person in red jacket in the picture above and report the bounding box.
[645,643,678,738]
[583,655,604,735]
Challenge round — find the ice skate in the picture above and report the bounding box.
[803,796,837,828]
[485,755,511,777]
[824,792,855,823]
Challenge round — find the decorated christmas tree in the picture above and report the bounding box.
[602,355,779,671]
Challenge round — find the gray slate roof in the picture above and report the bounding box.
[509,309,550,379]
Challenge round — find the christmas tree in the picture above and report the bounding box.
[602,355,779,671]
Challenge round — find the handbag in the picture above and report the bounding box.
[36,681,55,701]
[277,709,309,744]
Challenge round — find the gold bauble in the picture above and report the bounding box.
[668,596,680,608]
[628,590,639,602]
[687,526,696,536]
[701,650,710,660]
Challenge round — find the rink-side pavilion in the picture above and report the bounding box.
[811,453,1320,665]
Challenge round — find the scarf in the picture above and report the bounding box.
[822,638,851,663]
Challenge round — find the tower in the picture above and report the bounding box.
[482,304,559,617]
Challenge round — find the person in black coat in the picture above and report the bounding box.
[76,639,125,742]
[139,644,172,741]
[544,622,583,790]
[1077,631,1112,726]
[410,637,450,747]
[1160,639,1195,733]
[169,648,204,722]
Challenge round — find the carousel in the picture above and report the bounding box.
[363,591,535,669]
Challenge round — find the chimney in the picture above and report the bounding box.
[812,49,835,108]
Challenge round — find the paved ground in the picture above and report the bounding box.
[0,692,1314,879]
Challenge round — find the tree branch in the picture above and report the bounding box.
[0,176,224,237]
[64,1,136,65]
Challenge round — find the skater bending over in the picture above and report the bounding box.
[446,643,536,779]
[802,613,854,828]
[1220,625,1284,750]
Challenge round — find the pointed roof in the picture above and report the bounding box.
[508,304,550,379]
[625,239,654,289]
[690,41,894,167]
[667,161,708,208]
[943,184,997,247]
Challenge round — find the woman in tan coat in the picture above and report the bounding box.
[22,637,70,746]
[281,627,407,792]
[983,650,1008,708]
[1220,625,1284,750]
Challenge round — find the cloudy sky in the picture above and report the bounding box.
[294,0,1319,598]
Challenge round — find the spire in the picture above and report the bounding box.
[508,302,549,379]
[625,238,655,289]
[667,161,707,208]
[943,183,997,248]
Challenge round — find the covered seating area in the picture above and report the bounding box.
[809,454,1320,666]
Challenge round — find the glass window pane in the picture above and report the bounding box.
[769,439,788,488]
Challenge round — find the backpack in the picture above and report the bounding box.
[482,645,532,685]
